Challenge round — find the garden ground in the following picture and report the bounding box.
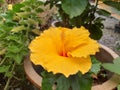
[99,16,120,55]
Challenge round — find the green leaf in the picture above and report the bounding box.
[0,65,10,73]
[16,12,30,18]
[27,18,38,26]
[104,1,120,11]
[41,71,70,90]
[13,4,24,12]
[41,71,56,90]
[14,54,23,64]
[56,75,70,90]
[102,57,120,75]
[0,0,4,3]
[5,71,13,77]
[20,6,31,12]
[62,0,88,18]
[42,77,53,90]
[90,56,101,74]
[6,35,21,43]
[4,11,14,20]
[97,9,111,17]
[41,71,92,90]
[85,24,103,40]
[11,25,26,33]
[6,46,27,64]
[117,84,120,90]
[70,75,81,90]
[35,8,44,13]
[70,73,92,90]
[7,45,20,53]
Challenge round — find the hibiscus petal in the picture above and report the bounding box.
[68,39,100,58]
[30,53,91,77]
[29,26,99,77]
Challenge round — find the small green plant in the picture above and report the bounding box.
[0,0,44,89]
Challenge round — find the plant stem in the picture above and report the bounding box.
[0,57,6,65]
[13,75,22,81]
[4,62,16,90]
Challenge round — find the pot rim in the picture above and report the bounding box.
[24,44,120,90]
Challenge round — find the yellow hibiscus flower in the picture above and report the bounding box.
[29,26,99,77]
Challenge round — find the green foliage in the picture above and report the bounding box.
[103,57,120,90]
[41,71,57,90]
[46,0,119,39]
[96,9,111,16]
[0,0,4,3]
[102,57,120,75]
[45,0,106,40]
[62,0,88,18]
[100,0,120,18]
[103,1,120,11]
[41,71,92,90]
[0,65,10,73]
[0,0,44,89]
[90,56,101,74]
[117,84,120,90]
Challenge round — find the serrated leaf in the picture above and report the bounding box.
[32,29,41,35]
[27,18,38,26]
[16,12,30,18]
[90,56,101,74]
[11,25,26,33]
[62,0,88,18]
[102,57,120,75]
[0,65,10,73]
[5,71,13,77]
[14,54,23,64]
[7,45,20,53]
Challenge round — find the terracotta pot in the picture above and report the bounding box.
[24,44,120,90]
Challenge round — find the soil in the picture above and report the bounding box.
[93,67,112,86]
